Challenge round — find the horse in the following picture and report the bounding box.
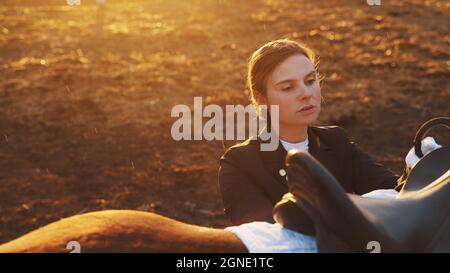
[0,210,247,253]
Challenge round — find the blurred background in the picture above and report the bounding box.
[0,0,449,243]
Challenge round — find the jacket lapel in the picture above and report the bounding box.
[307,126,340,179]
[259,138,288,185]
[257,126,339,193]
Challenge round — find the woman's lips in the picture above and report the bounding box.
[298,105,315,113]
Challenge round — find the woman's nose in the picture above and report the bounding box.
[297,87,312,101]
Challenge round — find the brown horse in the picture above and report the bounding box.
[0,210,247,253]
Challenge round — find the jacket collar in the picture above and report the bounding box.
[257,126,336,184]
[258,126,332,163]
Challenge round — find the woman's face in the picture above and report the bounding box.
[262,54,321,127]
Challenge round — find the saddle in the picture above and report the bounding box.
[273,117,450,252]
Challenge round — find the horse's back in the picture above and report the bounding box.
[0,210,247,253]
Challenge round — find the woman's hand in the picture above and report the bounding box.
[405,137,442,170]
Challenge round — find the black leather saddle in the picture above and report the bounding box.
[273,117,450,252]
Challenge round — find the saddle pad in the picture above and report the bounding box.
[225,189,399,253]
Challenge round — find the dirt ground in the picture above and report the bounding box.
[0,0,449,244]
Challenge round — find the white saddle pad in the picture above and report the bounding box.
[224,189,399,253]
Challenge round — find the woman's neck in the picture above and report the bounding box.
[278,125,308,143]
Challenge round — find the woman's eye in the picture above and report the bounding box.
[282,85,294,91]
[306,79,316,86]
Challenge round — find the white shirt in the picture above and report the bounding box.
[280,137,309,153]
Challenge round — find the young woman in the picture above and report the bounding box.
[218,39,404,226]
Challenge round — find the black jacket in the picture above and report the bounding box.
[218,125,403,226]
